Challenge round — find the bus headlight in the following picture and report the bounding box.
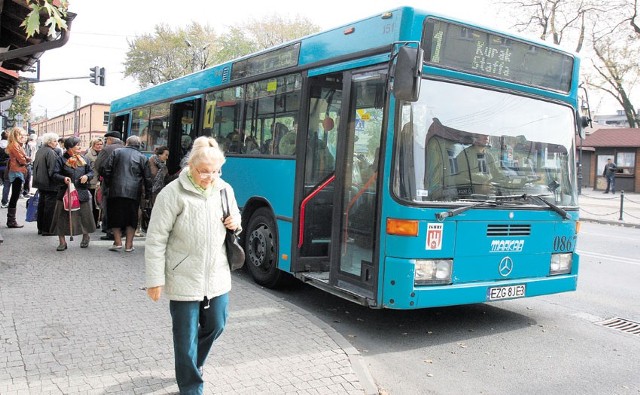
[550,253,572,275]
[414,259,453,285]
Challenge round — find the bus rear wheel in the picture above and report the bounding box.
[245,207,283,288]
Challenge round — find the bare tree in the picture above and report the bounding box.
[501,0,640,125]
[500,0,605,52]
[586,0,640,126]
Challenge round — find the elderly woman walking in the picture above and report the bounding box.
[5,127,30,228]
[145,136,241,394]
[50,137,96,250]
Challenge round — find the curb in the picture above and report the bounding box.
[235,274,380,395]
[579,217,640,229]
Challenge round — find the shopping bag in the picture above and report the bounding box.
[63,183,81,211]
[25,191,39,222]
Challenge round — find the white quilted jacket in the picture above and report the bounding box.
[145,168,241,301]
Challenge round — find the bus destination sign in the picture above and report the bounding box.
[232,43,300,81]
[422,18,573,93]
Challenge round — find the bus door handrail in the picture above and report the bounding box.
[298,174,336,248]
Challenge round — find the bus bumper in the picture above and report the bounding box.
[381,257,579,310]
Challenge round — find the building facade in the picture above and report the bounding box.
[582,128,640,192]
[31,103,110,148]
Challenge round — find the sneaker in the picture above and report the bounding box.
[0,203,7,208]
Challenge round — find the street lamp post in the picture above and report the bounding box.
[65,90,81,137]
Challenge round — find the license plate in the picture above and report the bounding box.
[487,284,526,301]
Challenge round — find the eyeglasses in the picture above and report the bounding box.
[195,168,222,179]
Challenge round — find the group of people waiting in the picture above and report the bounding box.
[2,127,171,252]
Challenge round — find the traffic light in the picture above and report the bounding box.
[89,66,106,86]
[98,67,105,86]
[89,66,99,85]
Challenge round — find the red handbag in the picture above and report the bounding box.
[63,183,81,211]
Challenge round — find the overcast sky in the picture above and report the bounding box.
[29,0,614,120]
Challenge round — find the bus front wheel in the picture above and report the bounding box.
[245,207,283,288]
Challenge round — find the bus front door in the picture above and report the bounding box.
[296,70,384,305]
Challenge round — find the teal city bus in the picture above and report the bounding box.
[109,7,586,309]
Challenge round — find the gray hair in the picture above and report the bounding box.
[126,135,141,147]
[41,132,60,145]
[187,136,225,168]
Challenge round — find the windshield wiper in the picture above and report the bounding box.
[523,194,569,220]
[435,200,497,221]
[434,194,569,221]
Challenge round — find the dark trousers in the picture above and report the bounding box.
[169,293,229,395]
[605,175,616,193]
[89,188,100,226]
[8,178,23,209]
[37,190,58,233]
[22,166,32,195]
[0,168,10,204]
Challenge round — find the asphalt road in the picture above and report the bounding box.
[255,221,640,394]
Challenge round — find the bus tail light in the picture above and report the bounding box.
[550,253,572,275]
[387,218,418,236]
[414,259,452,285]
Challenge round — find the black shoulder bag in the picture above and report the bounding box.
[221,188,245,270]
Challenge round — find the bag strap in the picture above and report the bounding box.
[220,188,230,218]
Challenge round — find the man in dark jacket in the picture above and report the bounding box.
[32,132,61,235]
[603,158,618,194]
[103,135,151,252]
[94,131,124,240]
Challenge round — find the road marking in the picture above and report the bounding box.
[579,230,638,242]
[577,250,640,266]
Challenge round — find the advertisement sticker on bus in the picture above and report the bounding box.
[426,223,443,250]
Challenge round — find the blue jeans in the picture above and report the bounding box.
[2,177,11,204]
[169,293,229,395]
[605,175,616,193]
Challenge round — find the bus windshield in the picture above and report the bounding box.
[394,79,577,206]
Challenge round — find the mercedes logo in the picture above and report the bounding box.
[498,257,514,277]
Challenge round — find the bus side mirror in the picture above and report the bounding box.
[393,46,423,102]
[577,115,590,139]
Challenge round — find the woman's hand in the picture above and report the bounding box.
[79,175,88,184]
[64,177,71,185]
[223,216,239,231]
[147,286,162,301]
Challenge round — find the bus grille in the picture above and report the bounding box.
[486,224,531,236]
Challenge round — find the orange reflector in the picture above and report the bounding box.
[386,218,419,236]
[344,27,355,35]
[281,254,289,261]
[575,221,581,234]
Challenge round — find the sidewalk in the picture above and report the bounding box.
[578,187,640,228]
[0,202,378,394]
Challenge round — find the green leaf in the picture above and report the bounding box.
[20,8,42,38]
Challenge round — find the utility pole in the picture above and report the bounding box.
[66,90,81,137]
[73,95,80,137]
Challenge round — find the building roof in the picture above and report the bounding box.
[582,128,640,148]
[0,0,75,100]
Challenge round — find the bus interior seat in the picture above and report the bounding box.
[273,122,289,154]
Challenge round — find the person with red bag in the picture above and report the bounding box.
[50,137,96,251]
